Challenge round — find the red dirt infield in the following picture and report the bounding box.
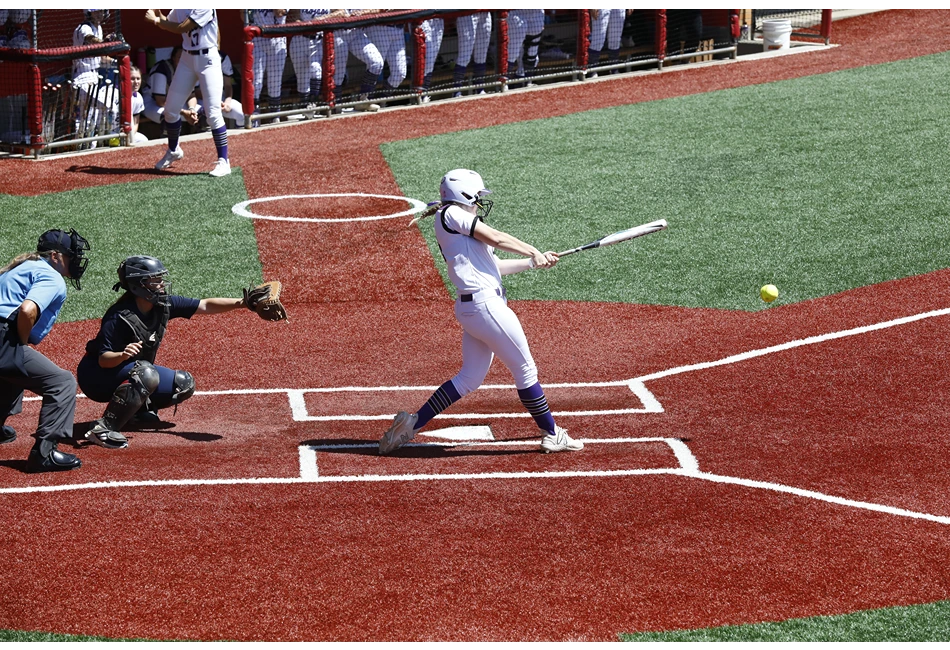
[2,10,950,642]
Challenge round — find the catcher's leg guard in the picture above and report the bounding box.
[171,370,195,405]
[87,361,160,448]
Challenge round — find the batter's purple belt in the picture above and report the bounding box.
[185,48,210,55]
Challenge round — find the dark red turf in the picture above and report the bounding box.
[2,10,950,641]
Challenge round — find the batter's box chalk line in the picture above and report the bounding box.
[6,306,950,526]
[283,378,662,422]
[231,193,428,223]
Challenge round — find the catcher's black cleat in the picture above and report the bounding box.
[0,425,15,445]
[85,421,129,449]
[128,410,162,429]
[27,448,81,473]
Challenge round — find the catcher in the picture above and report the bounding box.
[76,255,286,448]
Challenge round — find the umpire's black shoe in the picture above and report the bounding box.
[27,448,81,473]
[0,425,15,445]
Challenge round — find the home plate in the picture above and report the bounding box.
[417,425,494,441]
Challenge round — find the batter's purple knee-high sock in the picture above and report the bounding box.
[166,118,181,151]
[518,382,556,435]
[211,125,228,160]
[415,380,462,429]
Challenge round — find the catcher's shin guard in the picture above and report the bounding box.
[99,361,161,432]
[172,370,196,404]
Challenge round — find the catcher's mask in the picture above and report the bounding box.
[440,169,493,220]
[114,255,171,306]
[37,228,90,290]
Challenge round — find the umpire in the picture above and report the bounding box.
[0,229,90,473]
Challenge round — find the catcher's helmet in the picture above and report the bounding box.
[440,169,493,219]
[37,228,90,290]
[114,255,170,306]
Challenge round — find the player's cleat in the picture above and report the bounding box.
[209,158,231,177]
[540,426,583,453]
[85,421,129,449]
[154,146,183,170]
[128,410,162,429]
[0,425,15,445]
[379,411,418,455]
[26,447,81,473]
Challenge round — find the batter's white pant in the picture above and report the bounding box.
[451,291,538,396]
[163,48,224,131]
[365,24,406,87]
[252,36,287,99]
[456,13,491,67]
[590,9,625,52]
[289,34,322,95]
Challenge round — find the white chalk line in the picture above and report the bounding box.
[7,305,950,525]
[4,435,948,525]
[231,193,428,223]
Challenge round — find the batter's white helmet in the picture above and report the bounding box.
[440,169,491,207]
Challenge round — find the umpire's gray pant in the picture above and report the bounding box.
[0,346,77,456]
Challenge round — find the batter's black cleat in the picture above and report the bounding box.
[0,425,15,445]
[27,448,82,473]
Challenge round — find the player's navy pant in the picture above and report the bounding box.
[77,355,178,409]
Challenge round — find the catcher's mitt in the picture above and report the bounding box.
[243,280,288,322]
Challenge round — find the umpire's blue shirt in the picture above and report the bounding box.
[0,259,67,345]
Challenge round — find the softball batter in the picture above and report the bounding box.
[379,169,583,455]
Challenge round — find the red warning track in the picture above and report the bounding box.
[2,10,950,641]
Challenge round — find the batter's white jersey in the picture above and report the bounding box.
[434,204,502,296]
[169,9,218,51]
[434,203,540,393]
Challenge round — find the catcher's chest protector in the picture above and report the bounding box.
[117,303,171,364]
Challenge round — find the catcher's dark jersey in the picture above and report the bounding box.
[84,294,199,360]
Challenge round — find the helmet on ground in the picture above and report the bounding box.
[37,228,90,290]
[114,255,170,306]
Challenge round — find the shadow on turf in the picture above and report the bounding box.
[302,437,538,458]
[65,164,197,176]
[68,421,223,446]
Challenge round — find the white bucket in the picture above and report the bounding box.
[762,19,792,51]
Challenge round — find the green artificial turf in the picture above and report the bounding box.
[0,170,260,323]
[621,599,950,641]
[382,51,950,311]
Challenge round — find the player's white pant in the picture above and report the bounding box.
[252,36,287,99]
[289,34,322,96]
[142,92,163,124]
[340,28,384,76]
[507,9,545,66]
[420,18,444,76]
[451,292,538,396]
[164,48,224,130]
[329,33,348,87]
[456,13,491,67]
[365,24,406,87]
[590,9,626,52]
